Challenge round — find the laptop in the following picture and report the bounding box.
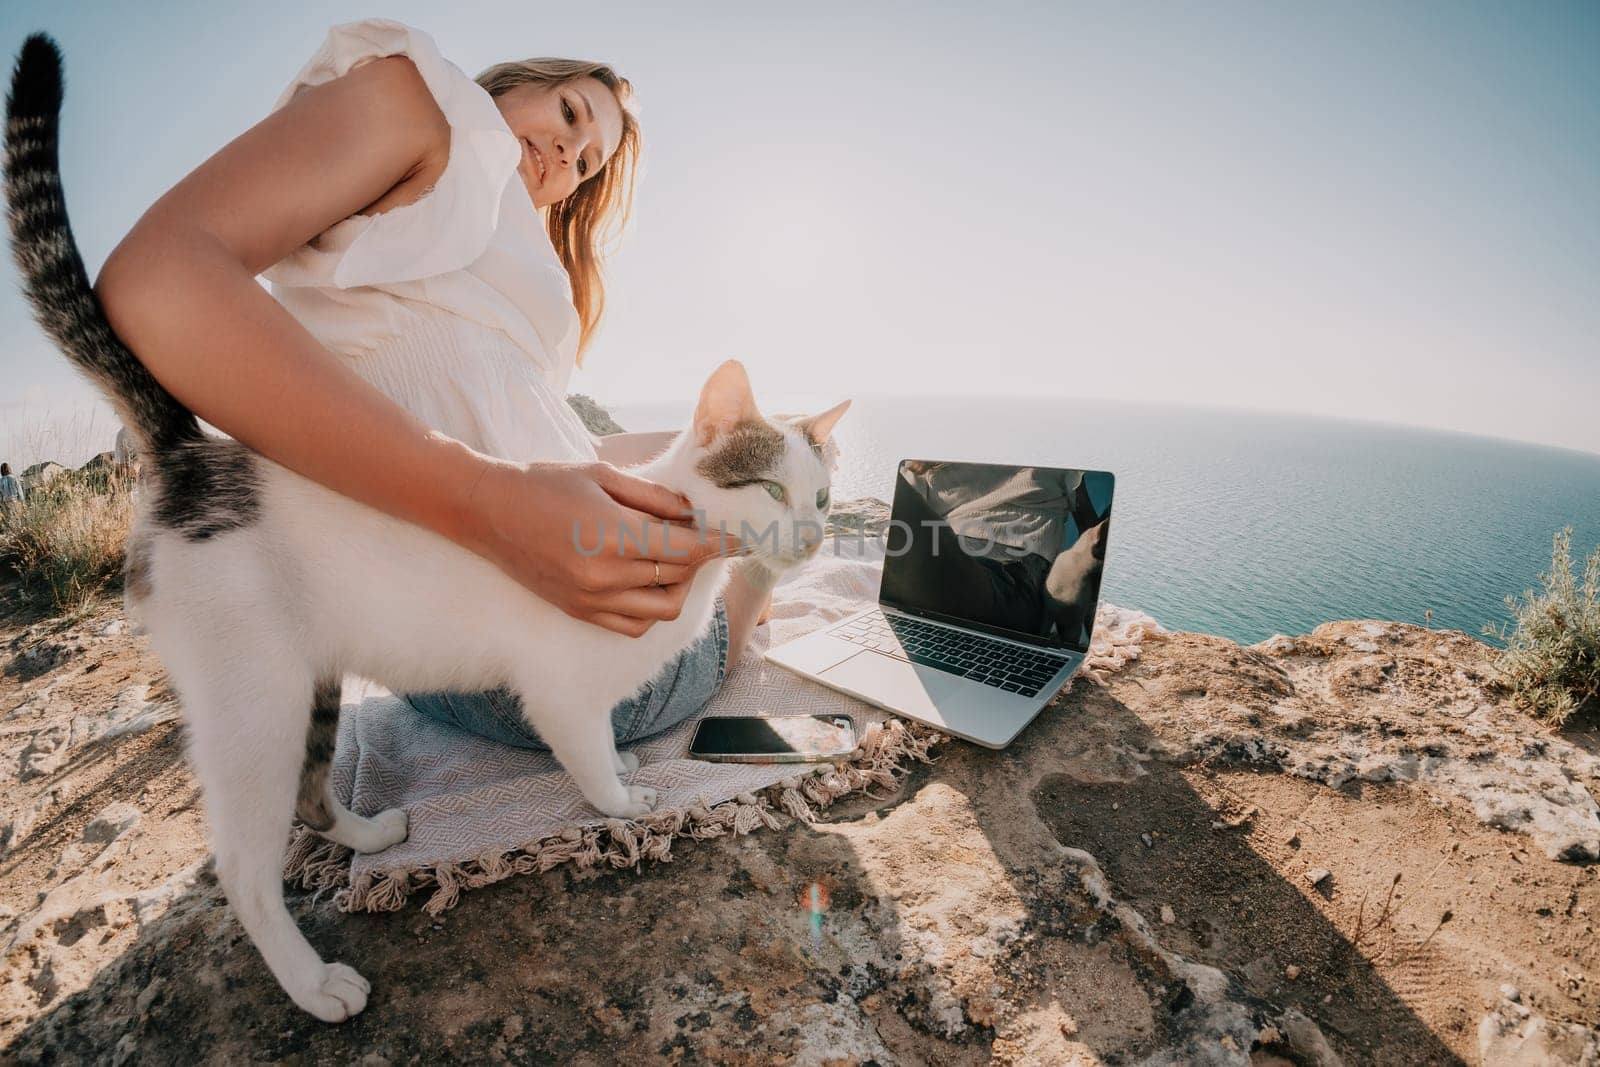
[765,459,1114,749]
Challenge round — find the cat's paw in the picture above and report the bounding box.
[614,750,641,775]
[623,784,658,815]
[355,808,408,854]
[597,784,658,819]
[290,962,370,1023]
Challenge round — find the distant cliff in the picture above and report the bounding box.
[566,393,626,436]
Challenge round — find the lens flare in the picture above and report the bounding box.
[802,881,831,953]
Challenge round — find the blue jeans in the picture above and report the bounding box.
[402,596,731,750]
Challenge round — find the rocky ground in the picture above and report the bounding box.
[3,566,1598,1063]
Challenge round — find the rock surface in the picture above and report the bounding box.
[3,568,1597,1063]
[568,393,626,436]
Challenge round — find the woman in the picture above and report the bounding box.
[95,18,772,749]
[0,462,24,506]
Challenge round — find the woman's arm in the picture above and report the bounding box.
[95,56,486,537]
[94,57,732,634]
[593,430,679,469]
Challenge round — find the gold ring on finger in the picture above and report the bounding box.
[651,560,662,587]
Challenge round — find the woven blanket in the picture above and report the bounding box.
[284,511,1161,915]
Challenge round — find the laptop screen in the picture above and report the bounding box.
[877,460,1114,654]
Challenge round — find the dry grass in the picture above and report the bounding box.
[1484,526,1600,725]
[0,465,136,615]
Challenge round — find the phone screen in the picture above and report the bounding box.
[689,715,856,760]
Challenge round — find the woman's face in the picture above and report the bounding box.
[495,76,625,210]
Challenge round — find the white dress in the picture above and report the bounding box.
[261,18,599,465]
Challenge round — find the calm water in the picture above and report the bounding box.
[611,396,1600,646]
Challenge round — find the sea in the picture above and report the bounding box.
[610,395,1600,647]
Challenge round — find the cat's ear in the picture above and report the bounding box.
[795,399,851,448]
[1089,517,1110,556]
[692,360,762,446]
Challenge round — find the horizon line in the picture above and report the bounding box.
[7,389,1599,469]
[599,388,1600,463]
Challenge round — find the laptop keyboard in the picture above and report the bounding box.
[829,610,1073,697]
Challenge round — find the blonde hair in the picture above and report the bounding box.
[476,58,641,366]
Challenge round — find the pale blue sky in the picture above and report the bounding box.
[2,1,1596,467]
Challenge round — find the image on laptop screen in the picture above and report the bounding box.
[879,461,1114,653]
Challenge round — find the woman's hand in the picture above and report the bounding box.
[463,460,738,636]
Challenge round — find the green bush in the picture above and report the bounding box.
[0,466,136,615]
[1483,527,1600,725]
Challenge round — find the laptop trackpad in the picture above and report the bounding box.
[819,651,964,723]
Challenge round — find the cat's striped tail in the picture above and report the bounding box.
[4,33,201,456]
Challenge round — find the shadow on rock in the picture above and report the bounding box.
[7,638,1510,1065]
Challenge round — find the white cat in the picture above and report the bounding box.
[5,34,848,1021]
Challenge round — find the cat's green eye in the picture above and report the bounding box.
[763,481,786,503]
[816,489,830,510]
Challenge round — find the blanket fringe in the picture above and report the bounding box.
[283,715,942,916]
[281,604,1155,916]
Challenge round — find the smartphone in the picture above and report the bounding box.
[688,714,858,764]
